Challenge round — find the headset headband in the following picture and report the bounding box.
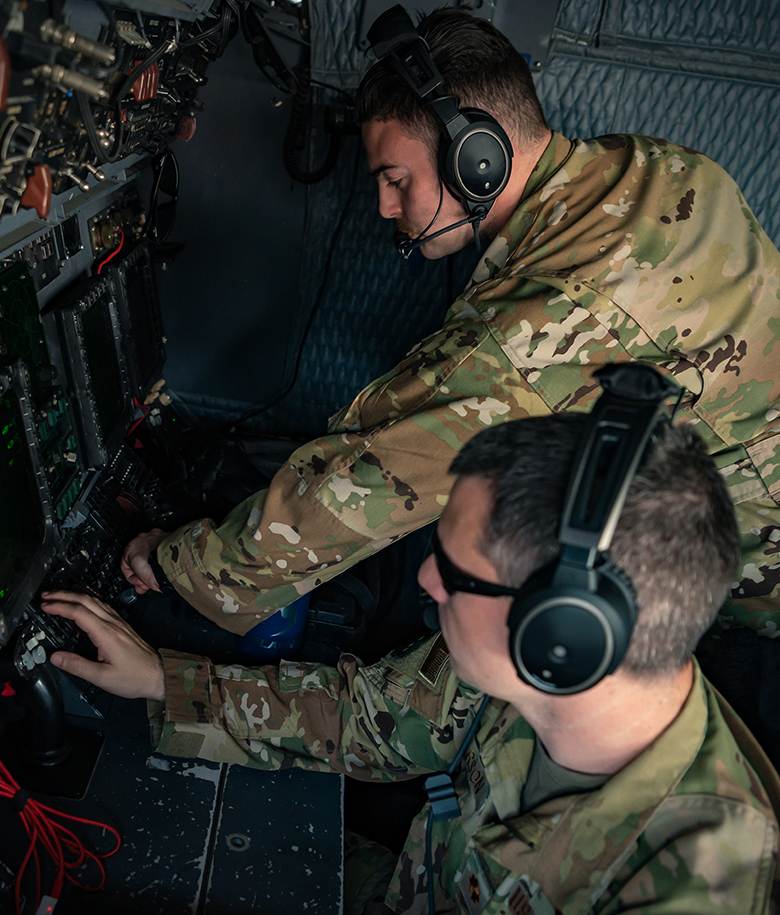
[508,363,682,694]
[562,363,681,561]
[366,6,443,99]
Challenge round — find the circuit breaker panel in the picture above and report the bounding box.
[0,0,226,218]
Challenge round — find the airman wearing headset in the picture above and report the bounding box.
[359,4,544,261]
[41,365,780,914]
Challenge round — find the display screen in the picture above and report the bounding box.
[80,291,126,443]
[123,259,163,392]
[0,263,53,408]
[0,389,46,615]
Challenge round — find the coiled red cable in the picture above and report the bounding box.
[0,755,121,914]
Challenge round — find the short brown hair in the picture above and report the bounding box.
[356,8,548,153]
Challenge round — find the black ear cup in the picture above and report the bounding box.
[508,560,636,695]
[505,363,680,696]
[366,5,512,216]
[441,110,513,205]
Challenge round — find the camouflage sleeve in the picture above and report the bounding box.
[150,641,478,781]
[156,310,557,634]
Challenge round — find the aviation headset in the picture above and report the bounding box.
[507,363,681,695]
[365,5,513,224]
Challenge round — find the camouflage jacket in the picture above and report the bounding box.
[158,132,780,635]
[150,637,780,914]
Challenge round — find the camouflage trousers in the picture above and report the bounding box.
[344,830,397,915]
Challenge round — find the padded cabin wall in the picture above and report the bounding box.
[537,0,780,244]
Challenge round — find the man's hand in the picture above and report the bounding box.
[40,590,165,701]
[121,529,170,594]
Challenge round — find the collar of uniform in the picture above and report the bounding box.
[473,661,709,914]
[521,131,575,202]
[477,703,536,822]
[469,132,574,286]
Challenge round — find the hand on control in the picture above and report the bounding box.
[40,590,166,701]
[121,529,169,594]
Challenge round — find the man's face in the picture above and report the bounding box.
[362,118,473,259]
[418,476,523,698]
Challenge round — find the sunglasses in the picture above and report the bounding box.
[431,530,522,599]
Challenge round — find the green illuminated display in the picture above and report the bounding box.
[0,390,46,614]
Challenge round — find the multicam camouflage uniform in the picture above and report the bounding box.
[150,634,780,914]
[158,132,780,636]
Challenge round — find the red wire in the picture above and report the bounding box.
[95,229,125,274]
[0,756,121,914]
[126,395,151,440]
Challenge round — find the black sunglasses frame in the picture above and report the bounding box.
[431,530,521,599]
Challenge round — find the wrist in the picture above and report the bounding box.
[149,653,166,702]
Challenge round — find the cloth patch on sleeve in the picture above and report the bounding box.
[497,875,559,915]
[386,632,450,692]
[458,851,492,915]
